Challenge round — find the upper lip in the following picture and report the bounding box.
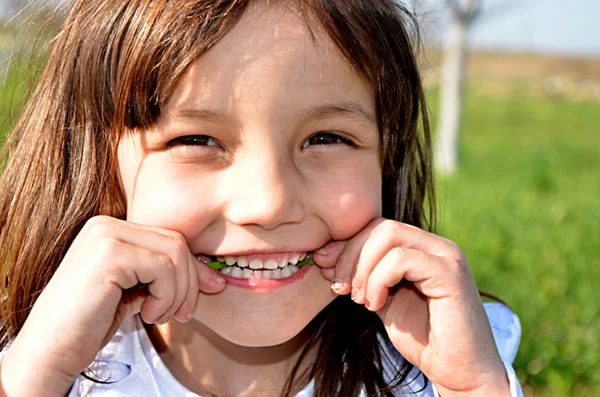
[196,249,317,259]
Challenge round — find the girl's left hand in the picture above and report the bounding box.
[313,218,510,397]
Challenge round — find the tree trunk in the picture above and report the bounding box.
[435,13,467,175]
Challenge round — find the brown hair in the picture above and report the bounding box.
[0,1,434,396]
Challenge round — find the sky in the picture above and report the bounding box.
[1,0,599,57]
[419,0,600,57]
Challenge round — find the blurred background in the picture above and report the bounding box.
[1,1,599,396]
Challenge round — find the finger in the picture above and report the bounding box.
[364,247,461,312]
[326,220,387,297]
[86,216,226,292]
[348,218,465,305]
[195,259,227,294]
[315,241,348,283]
[320,267,335,281]
[312,240,348,268]
[120,286,149,318]
[112,218,228,295]
[84,216,190,244]
[159,245,194,325]
[101,241,177,324]
[364,247,422,312]
[172,257,200,323]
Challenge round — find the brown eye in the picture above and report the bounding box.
[301,132,355,149]
[167,135,221,148]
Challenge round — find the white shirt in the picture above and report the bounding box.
[2,303,524,396]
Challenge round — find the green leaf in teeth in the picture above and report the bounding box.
[296,258,315,268]
[207,258,314,270]
[207,261,228,270]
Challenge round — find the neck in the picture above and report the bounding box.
[145,320,317,397]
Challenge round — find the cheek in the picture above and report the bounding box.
[316,169,382,240]
[125,171,216,231]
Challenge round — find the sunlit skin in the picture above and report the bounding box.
[117,2,381,395]
[0,2,516,397]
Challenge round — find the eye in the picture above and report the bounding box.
[301,132,356,149]
[166,135,221,149]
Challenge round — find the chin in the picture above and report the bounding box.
[211,322,311,348]
[192,270,336,347]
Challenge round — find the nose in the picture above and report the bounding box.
[223,149,306,230]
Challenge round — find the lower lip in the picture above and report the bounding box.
[220,264,313,291]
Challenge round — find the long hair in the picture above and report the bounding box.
[0,1,435,396]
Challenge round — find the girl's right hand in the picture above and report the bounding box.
[0,216,226,397]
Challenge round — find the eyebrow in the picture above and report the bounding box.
[167,108,232,124]
[167,101,376,126]
[297,101,376,126]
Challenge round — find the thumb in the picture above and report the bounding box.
[313,240,348,268]
[196,261,228,294]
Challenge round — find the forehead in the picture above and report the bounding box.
[162,1,374,120]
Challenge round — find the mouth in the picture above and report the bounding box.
[196,252,315,280]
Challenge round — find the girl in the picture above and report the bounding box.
[0,0,523,396]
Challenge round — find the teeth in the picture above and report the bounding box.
[220,267,233,275]
[264,259,278,270]
[281,266,292,278]
[249,259,263,269]
[231,267,243,278]
[212,252,311,280]
[225,256,236,266]
[221,266,302,280]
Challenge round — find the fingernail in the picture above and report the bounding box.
[351,287,361,302]
[155,314,170,325]
[315,246,328,255]
[150,315,162,324]
[331,280,342,290]
[214,273,226,284]
[186,312,194,321]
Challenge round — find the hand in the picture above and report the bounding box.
[0,216,226,397]
[314,218,510,397]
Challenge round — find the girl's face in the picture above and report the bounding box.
[118,3,381,347]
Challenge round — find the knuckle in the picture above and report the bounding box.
[444,238,459,250]
[455,258,471,275]
[373,219,399,237]
[95,237,121,258]
[156,253,176,272]
[85,216,115,237]
[169,232,190,257]
[440,237,464,258]
[389,246,408,263]
[445,256,470,278]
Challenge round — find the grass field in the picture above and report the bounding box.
[1,59,599,396]
[431,89,600,396]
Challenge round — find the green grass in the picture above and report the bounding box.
[432,91,600,396]
[0,58,39,141]
[2,59,599,395]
